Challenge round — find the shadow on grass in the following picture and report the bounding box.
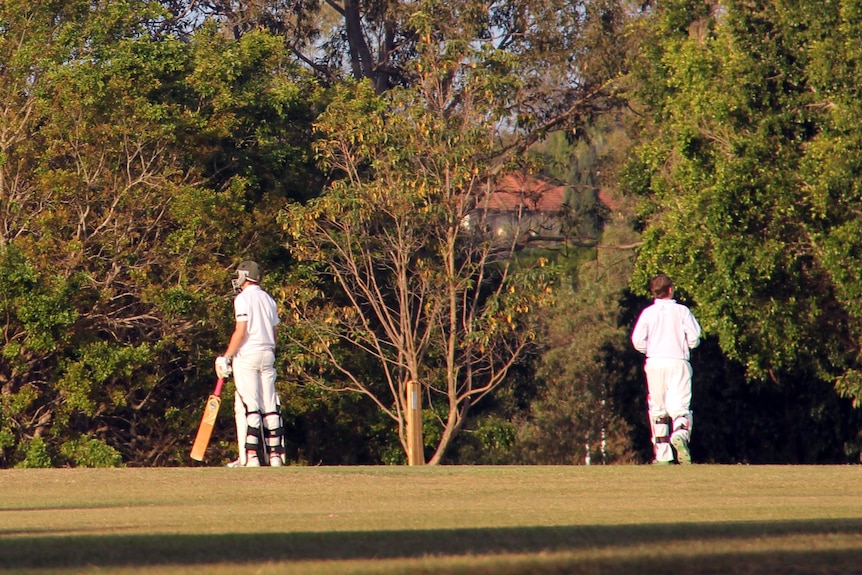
[2,519,862,572]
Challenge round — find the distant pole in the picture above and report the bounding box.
[406,380,425,465]
[601,399,607,465]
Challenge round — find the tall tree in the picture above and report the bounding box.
[282,78,558,465]
[175,0,631,102]
[280,0,630,464]
[624,1,862,410]
[512,112,645,465]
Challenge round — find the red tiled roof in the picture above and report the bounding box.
[485,174,566,213]
[597,189,620,211]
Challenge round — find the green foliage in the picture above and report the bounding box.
[276,380,400,465]
[461,415,519,464]
[59,436,123,468]
[57,342,154,422]
[0,247,78,357]
[625,1,862,406]
[282,69,560,463]
[186,23,322,202]
[836,369,862,409]
[0,1,322,467]
[515,255,640,464]
[16,436,52,468]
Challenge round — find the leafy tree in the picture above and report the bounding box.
[799,0,862,405]
[512,113,645,465]
[278,382,401,464]
[620,1,862,462]
[184,23,323,203]
[0,1,320,466]
[514,260,640,465]
[281,78,558,464]
[278,0,632,465]
[624,1,862,402]
[0,0,184,467]
[179,0,631,103]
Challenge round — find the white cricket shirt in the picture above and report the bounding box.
[631,298,701,361]
[233,284,280,352]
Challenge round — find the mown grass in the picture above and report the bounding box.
[1,465,861,574]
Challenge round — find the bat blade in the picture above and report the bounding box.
[190,378,224,462]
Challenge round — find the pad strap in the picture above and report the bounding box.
[654,415,671,443]
[263,411,285,454]
[245,425,262,451]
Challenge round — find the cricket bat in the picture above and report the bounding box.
[190,378,225,461]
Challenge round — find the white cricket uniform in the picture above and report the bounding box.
[232,284,280,463]
[631,298,701,462]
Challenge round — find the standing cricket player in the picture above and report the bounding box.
[215,260,285,467]
[631,274,701,465]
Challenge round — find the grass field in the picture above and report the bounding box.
[1,465,861,574]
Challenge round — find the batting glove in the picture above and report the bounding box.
[215,356,232,378]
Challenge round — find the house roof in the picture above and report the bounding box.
[485,174,567,213]
[597,189,620,212]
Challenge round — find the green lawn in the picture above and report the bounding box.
[1,465,861,574]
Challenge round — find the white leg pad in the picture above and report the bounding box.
[671,412,693,442]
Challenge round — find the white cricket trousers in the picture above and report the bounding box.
[232,349,278,461]
[644,357,693,462]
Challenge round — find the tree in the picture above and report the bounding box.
[176,0,632,103]
[624,1,862,410]
[513,259,640,465]
[0,1,320,466]
[511,110,645,465]
[0,0,196,467]
[281,79,556,464]
[278,0,631,464]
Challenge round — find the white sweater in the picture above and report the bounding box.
[631,298,701,361]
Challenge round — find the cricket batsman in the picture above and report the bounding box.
[216,260,286,467]
[631,273,701,465]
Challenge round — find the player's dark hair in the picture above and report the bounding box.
[649,274,674,299]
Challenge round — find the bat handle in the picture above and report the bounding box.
[214,378,224,396]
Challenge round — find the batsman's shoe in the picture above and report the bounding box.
[225,459,242,468]
[269,455,283,467]
[671,434,691,465]
[245,455,261,467]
